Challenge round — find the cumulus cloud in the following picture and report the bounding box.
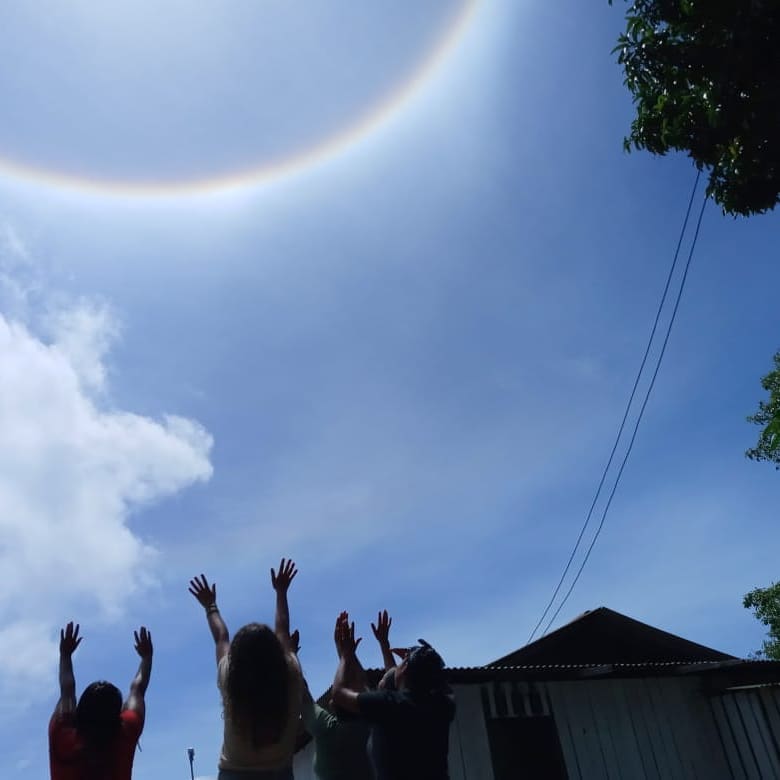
[0,244,213,697]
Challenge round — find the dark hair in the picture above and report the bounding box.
[225,623,290,746]
[405,639,447,695]
[76,681,123,776]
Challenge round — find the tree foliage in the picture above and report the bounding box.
[743,582,780,660]
[609,1,780,216]
[747,351,780,467]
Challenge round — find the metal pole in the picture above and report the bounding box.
[187,747,195,780]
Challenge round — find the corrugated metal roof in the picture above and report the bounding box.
[319,659,780,688]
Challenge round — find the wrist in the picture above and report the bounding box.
[206,604,219,614]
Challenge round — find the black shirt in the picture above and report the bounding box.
[357,689,455,780]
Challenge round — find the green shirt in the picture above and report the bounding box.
[302,693,373,780]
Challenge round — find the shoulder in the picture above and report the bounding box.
[120,709,144,740]
[49,711,77,740]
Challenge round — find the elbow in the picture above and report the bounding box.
[332,686,360,714]
[331,686,346,709]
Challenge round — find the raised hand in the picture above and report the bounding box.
[334,610,348,654]
[335,612,361,657]
[59,622,82,657]
[271,558,298,593]
[134,627,153,659]
[188,574,217,608]
[371,610,392,646]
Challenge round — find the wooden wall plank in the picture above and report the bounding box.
[649,677,689,779]
[292,742,316,780]
[585,681,622,779]
[759,687,780,762]
[711,694,748,780]
[624,676,664,779]
[637,677,678,779]
[453,684,495,780]
[607,679,651,779]
[545,681,582,780]
[736,691,780,779]
[672,682,731,780]
[559,680,606,779]
[658,678,712,780]
[723,693,761,778]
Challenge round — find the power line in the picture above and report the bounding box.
[541,191,708,637]
[525,170,704,645]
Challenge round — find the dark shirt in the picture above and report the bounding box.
[357,689,455,780]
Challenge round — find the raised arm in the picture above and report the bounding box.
[189,574,230,664]
[371,610,396,672]
[54,622,82,718]
[270,558,297,651]
[331,612,364,714]
[124,627,153,725]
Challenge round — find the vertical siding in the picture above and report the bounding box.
[292,740,316,780]
[712,687,780,779]
[545,678,732,780]
[452,684,495,779]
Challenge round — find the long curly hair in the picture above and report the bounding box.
[75,681,123,778]
[224,623,290,747]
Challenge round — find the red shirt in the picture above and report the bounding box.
[49,709,143,780]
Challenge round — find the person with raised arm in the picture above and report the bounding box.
[298,612,372,779]
[370,610,398,692]
[332,614,455,780]
[189,558,303,780]
[49,622,153,780]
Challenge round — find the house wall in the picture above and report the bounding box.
[293,679,780,779]
[541,678,731,779]
[292,739,315,780]
[709,686,780,779]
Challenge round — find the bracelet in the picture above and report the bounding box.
[206,604,220,615]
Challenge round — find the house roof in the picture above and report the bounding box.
[450,659,780,685]
[316,659,780,690]
[492,607,736,666]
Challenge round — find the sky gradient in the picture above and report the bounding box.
[0,2,778,778]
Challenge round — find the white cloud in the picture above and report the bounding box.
[45,300,119,392]
[0,622,57,691]
[0,269,213,697]
[0,222,36,319]
[0,222,29,263]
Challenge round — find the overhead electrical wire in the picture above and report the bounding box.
[540,191,708,637]
[526,170,706,645]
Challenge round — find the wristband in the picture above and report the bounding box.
[206,604,219,615]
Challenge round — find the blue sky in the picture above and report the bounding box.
[0,1,778,778]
